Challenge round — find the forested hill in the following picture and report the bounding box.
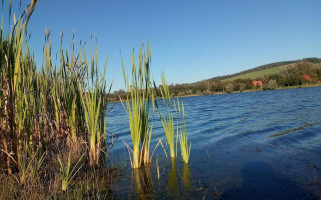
[204,57,321,82]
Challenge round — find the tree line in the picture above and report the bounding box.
[108,59,321,101]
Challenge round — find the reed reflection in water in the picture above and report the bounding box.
[127,158,194,199]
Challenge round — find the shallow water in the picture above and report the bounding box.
[106,87,321,199]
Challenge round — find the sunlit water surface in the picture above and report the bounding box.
[106,87,321,199]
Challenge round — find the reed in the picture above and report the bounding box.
[0,0,109,174]
[158,72,176,158]
[0,1,115,198]
[17,145,46,184]
[58,153,84,191]
[77,42,108,166]
[121,43,156,168]
[0,1,38,173]
[78,79,102,166]
[177,101,191,163]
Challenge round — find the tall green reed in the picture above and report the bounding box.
[158,72,177,158]
[177,101,191,163]
[121,43,156,168]
[42,28,108,166]
[77,44,107,167]
[0,0,38,173]
[0,0,109,174]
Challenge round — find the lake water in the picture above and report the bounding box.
[106,87,321,199]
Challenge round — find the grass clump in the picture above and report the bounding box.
[17,146,46,185]
[158,72,177,158]
[157,73,192,162]
[57,153,84,191]
[176,101,191,163]
[120,43,158,169]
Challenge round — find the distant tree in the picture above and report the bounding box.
[186,89,193,95]
[211,81,224,92]
[268,80,278,89]
[177,91,185,96]
[225,83,234,93]
[295,61,314,75]
[261,84,268,90]
[194,83,206,93]
[239,83,246,92]
[304,57,321,64]
[245,82,253,90]
[196,90,202,95]
[233,83,240,91]
[267,80,278,90]
[315,68,321,78]
[203,90,211,95]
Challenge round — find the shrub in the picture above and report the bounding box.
[225,83,234,93]
[267,79,278,90]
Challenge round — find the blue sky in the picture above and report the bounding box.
[3,0,321,91]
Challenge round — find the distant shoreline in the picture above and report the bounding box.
[108,83,321,103]
[181,83,321,97]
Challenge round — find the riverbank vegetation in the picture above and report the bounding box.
[109,58,321,100]
[0,1,117,199]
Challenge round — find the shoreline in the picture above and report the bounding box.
[108,83,321,102]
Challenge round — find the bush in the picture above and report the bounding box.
[225,83,234,93]
[267,80,278,90]
[263,80,278,90]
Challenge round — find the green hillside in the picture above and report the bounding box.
[222,63,294,81]
[206,57,321,82]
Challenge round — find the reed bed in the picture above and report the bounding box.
[0,1,115,198]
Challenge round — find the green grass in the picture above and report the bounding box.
[223,64,295,81]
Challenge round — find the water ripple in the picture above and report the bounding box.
[107,87,321,156]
